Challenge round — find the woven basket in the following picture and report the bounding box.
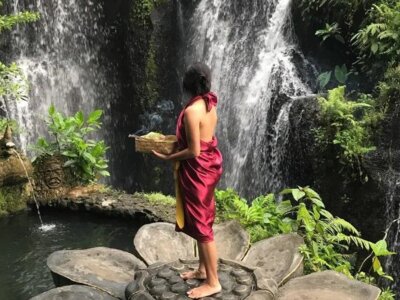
[129,134,177,155]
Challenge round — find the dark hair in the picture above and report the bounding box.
[182,62,211,97]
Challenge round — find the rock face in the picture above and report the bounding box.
[0,125,33,214]
[47,247,146,299]
[30,285,118,300]
[134,222,196,265]
[276,271,381,300]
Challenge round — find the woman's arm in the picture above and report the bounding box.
[152,103,202,161]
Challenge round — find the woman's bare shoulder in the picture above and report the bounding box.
[185,99,207,114]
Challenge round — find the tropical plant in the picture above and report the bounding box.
[317,64,350,90]
[215,186,395,288]
[316,23,345,44]
[352,2,400,70]
[32,105,110,183]
[0,118,19,135]
[215,189,293,242]
[280,187,394,280]
[314,86,379,177]
[377,65,400,111]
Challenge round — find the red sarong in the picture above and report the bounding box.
[175,92,223,243]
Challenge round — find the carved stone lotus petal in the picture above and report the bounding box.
[133,222,196,265]
[47,247,145,299]
[30,285,118,300]
[276,271,381,300]
[242,233,304,285]
[246,290,275,300]
[213,220,250,261]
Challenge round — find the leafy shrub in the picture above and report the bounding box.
[314,86,380,177]
[0,118,19,135]
[317,64,350,90]
[32,105,109,184]
[352,2,400,71]
[215,189,293,242]
[215,186,395,295]
[377,65,400,111]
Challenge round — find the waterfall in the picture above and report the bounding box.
[183,0,315,197]
[2,0,118,155]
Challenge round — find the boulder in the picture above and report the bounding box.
[47,247,145,299]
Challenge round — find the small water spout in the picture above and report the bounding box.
[11,149,56,231]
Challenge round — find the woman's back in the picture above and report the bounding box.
[189,98,217,143]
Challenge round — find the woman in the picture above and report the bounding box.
[152,62,223,299]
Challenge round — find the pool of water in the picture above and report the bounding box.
[0,208,143,300]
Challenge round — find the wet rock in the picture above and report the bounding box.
[30,285,118,300]
[243,233,304,285]
[276,271,381,300]
[134,222,196,265]
[0,151,32,187]
[214,221,250,261]
[47,247,146,299]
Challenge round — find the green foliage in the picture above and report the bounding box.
[215,186,395,289]
[378,288,396,300]
[352,2,400,70]
[0,0,39,33]
[131,0,166,26]
[315,86,380,177]
[32,105,110,184]
[215,189,293,242]
[142,192,175,206]
[0,2,39,103]
[317,64,350,90]
[316,23,345,44]
[377,65,400,111]
[0,118,19,135]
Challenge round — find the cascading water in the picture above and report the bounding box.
[183,0,315,197]
[2,0,118,155]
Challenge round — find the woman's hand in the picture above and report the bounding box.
[152,150,172,161]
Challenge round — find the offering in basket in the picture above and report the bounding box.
[129,132,177,155]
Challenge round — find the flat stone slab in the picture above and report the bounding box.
[134,223,196,265]
[276,271,381,300]
[214,221,250,261]
[243,233,304,285]
[47,247,146,299]
[30,285,118,300]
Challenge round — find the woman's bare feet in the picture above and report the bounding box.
[187,282,222,299]
[180,269,207,280]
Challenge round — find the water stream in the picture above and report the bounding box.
[183,0,315,197]
[3,0,118,155]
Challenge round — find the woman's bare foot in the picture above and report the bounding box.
[180,269,207,280]
[187,282,222,299]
